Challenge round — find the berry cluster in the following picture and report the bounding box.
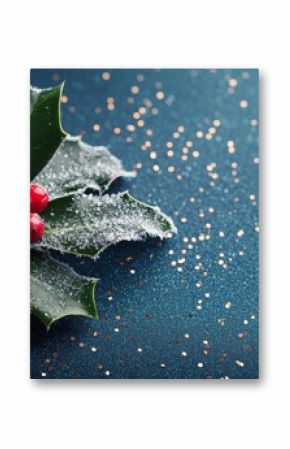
[30,184,49,243]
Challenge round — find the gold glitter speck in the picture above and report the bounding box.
[60,95,68,103]
[240,100,248,108]
[102,72,111,80]
[228,78,238,87]
[93,124,101,132]
[156,91,165,100]
[127,124,135,132]
[131,86,140,94]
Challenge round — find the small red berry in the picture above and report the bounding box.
[30,213,45,243]
[30,183,49,213]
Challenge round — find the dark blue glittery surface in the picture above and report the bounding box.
[30,69,259,379]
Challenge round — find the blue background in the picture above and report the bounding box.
[31,69,259,379]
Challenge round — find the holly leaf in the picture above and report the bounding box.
[30,85,66,179]
[31,251,98,329]
[33,192,177,259]
[34,135,136,200]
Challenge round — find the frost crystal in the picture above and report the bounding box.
[34,136,135,199]
[34,192,177,259]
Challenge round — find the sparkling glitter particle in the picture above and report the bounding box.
[228,78,238,87]
[60,95,68,103]
[240,100,248,108]
[156,91,165,100]
[131,86,140,94]
[102,72,110,81]
[235,360,245,368]
[93,123,101,132]
[127,124,135,132]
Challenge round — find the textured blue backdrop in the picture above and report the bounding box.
[31,69,259,379]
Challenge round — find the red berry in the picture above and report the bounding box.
[30,183,49,213]
[30,213,45,243]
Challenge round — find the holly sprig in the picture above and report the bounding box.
[30,84,176,329]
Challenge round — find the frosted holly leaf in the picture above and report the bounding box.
[31,251,98,329]
[33,192,177,259]
[34,135,136,199]
[30,85,66,179]
[31,83,133,192]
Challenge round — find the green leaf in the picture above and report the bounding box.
[30,85,66,179]
[33,191,177,259]
[31,251,98,329]
[34,135,136,200]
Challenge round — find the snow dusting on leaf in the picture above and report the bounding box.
[31,251,98,329]
[34,192,177,259]
[34,136,136,199]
